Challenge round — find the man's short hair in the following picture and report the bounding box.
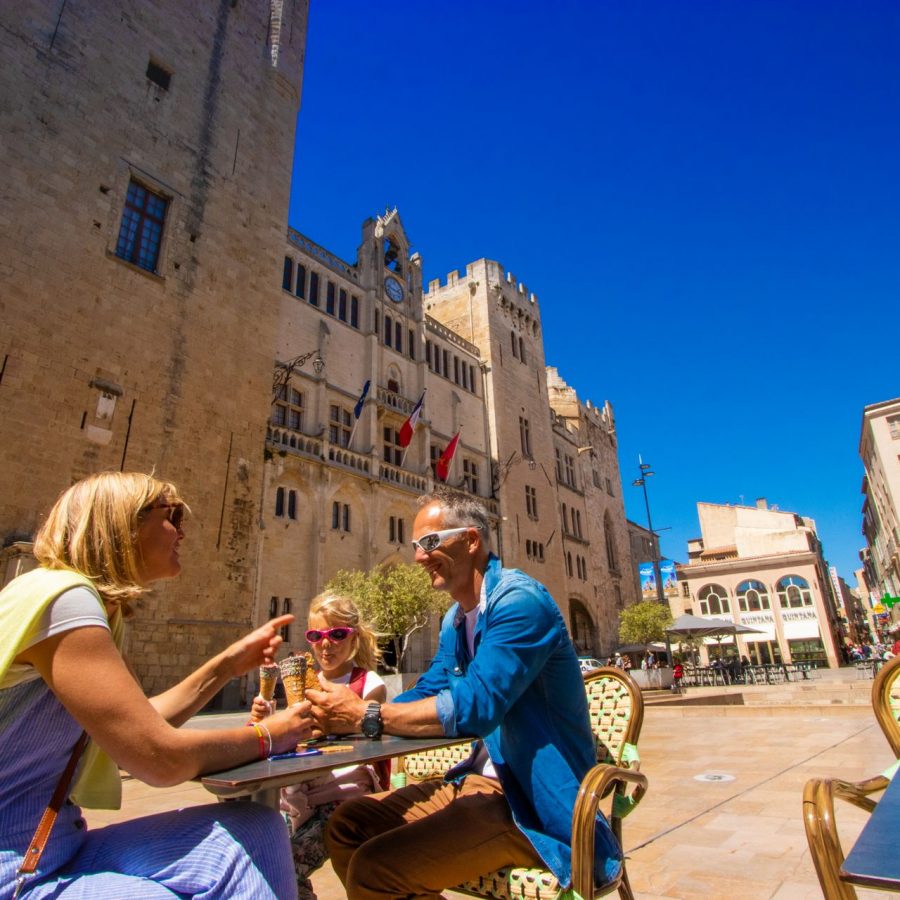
[419,487,492,552]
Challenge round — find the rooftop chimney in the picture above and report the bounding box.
[756,497,768,510]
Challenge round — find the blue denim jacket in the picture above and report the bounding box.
[395,555,622,887]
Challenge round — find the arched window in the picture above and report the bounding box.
[511,330,518,359]
[287,489,297,520]
[736,579,770,611]
[566,551,573,577]
[604,514,618,572]
[275,486,285,517]
[776,574,812,608]
[698,583,730,616]
[569,598,595,655]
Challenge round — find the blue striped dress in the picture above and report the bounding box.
[0,675,297,898]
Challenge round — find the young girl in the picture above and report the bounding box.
[252,591,386,900]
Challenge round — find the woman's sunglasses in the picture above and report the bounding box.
[305,626,355,644]
[140,502,185,530]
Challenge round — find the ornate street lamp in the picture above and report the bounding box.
[272,349,325,398]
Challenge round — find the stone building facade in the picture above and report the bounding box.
[1,1,636,691]
[423,261,638,658]
[859,398,900,611]
[0,0,309,693]
[672,500,843,668]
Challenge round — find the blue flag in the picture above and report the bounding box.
[353,380,371,419]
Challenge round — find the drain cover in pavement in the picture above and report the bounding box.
[694,773,736,783]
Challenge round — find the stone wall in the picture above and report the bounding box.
[0,0,308,693]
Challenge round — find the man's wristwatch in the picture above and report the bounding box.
[360,701,383,739]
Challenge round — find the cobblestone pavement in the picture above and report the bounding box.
[86,696,893,899]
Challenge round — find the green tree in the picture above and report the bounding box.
[325,562,449,673]
[618,601,673,646]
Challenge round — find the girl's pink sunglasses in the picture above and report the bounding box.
[305,626,355,644]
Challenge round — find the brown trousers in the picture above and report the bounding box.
[325,774,543,900]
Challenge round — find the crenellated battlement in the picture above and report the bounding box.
[427,259,539,309]
[546,367,616,435]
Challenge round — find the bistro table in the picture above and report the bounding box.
[201,734,468,807]
[840,770,900,891]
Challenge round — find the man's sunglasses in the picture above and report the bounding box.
[306,626,355,644]
[411,527,471,554]
[140,502,185,530]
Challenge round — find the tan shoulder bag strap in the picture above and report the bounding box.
[13,731,89,898]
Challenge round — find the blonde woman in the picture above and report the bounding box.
[0,472,312,900]
[252,592,386,900]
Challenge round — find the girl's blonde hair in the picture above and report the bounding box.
[309,591,380,672]
[33,471,187,613]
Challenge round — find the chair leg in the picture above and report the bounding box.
[617,865,635,900]
[802,778,857,900]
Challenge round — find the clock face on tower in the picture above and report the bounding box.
[384,276,404,303]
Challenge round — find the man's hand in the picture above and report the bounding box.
[306,682,368,735]
[223,615,295,677]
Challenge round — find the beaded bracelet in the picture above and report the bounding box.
[257,721,273,759]
[251,724,267,760]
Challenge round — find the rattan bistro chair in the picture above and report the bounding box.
[801,654,900,898]
[872,652,900,756]
[398,666,648,899]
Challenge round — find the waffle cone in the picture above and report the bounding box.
[280,652,318,704]
[258,664,279,701]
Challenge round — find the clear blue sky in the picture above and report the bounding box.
[288,1,900,583]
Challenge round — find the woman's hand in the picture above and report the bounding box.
[223,615,295,677]
[306,683,367,735]
[263,701,315,753]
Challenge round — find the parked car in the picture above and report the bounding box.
[578,657,604,674]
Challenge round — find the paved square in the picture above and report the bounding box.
[87,702,893,899]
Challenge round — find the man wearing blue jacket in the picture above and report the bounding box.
[311,489,621,899]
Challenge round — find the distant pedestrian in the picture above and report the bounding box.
[672,661,684,693]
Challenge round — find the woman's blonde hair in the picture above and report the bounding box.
[308,591,381,672]
[33,471,187,613]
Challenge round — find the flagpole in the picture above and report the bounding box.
[347,417,360,451]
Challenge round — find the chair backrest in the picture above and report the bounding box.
[872,653,900,757]
[398,739,473,781]
[583,666,644,766]
[400,666,644,781]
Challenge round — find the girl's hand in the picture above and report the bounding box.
[224,615,295,677]
[248,695,274,723]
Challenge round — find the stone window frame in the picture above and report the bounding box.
[111,175,171,276]
[698,583,731,616]
[332,501,351,532]
[737,579,771,611]
[329,404,352,448]
[272,383,304,431]
[383,426,403,466]
[776,574,813,609]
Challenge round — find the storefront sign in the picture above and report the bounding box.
[738,612,775,641]
[781,608,819,639]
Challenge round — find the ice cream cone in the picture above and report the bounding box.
[280,654,308,706]
[259,663,279,701]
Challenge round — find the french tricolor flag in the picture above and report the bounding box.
[436,432,461,482]
[398,391,425,448]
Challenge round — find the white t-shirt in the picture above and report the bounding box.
[323,667,385,699]
[463,582,497,780]
[2,587,109,689]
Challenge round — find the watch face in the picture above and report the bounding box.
[384,276,404,303]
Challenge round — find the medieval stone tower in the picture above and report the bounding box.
[0,0,309,692]
[425,261,635,654]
